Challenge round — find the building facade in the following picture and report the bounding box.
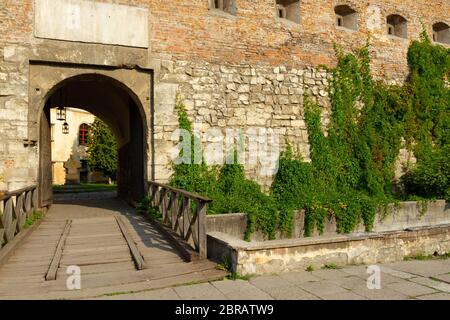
[50,107,103,185]
[0,0,449,197]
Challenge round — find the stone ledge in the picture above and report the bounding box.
[207,224,450,275]
[207,200,450,241]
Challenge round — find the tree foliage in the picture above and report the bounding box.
[86,118,118,179]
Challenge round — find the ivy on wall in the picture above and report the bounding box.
[170,98,278,240]
[169,33,450,240]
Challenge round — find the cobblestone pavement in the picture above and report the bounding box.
[98,258,450,300]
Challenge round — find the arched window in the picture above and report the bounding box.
[433,22,450,44]
[78,123,90,146]
[386,14,407,39]
[335,5,358,30]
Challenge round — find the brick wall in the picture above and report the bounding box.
[0,0,449,190]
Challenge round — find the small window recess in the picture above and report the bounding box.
[334,5,358,31]
[210,0,237,16]
[386,14,408,39]
[276,0,300,24]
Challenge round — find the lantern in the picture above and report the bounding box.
[62,121,69,135]
[56,107,66,121]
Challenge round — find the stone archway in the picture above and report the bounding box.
[28,63,152,207]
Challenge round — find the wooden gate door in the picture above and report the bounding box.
[38,103,53,208]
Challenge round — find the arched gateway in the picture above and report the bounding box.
[28,63,152,207]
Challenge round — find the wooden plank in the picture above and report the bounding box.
[45,220,72,281]
[57,261,136,276]
[115,215,147,270]
[0,214,45,267]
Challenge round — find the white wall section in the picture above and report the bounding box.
[34,0,149,48]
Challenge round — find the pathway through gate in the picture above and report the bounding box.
[0,196,225,299]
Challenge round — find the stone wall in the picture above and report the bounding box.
[153,61,331,186]
[207,200,450,241]
[207,225,450,275]
[0,0,449,191]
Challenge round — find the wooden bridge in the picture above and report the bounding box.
[0,183,225,300]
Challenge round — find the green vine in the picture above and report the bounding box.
[167,32,449,240]
[271,33,449,236]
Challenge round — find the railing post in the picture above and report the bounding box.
[197,200,207,260]
[150,185,158,206]
[159,188,167,221]
[182,197,190,240]
[171,192,178,230]
[147,181,211,260]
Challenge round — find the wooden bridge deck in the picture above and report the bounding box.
[0,198,225,300]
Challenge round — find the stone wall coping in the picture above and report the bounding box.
[207,213,247,219]
[206,200,448,219]
[208,223,450,252]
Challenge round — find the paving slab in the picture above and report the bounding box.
[211,280,274,300]
[328,276,368,290]
[96,288,180,300]
[416,292,450,300]
[385,260,450,278]
[432,274,450,284]
[321,291,367,300]
[174,283,227,300]
[310,269,349,280]
[379,272,412,285]
[352,284,410,300]
[261,286,319,300]
[249,275,295,290]
[278,271,321,285]
[340,265,370,278]
[386,280,437,297]
[298,280,349,297]
[409,276,450,293]
[380,266,416,279]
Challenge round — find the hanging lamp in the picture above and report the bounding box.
[62,121,69,135]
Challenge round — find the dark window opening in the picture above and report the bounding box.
[335,5,358,30]
[433,22,450,45]
[211,0,237,15]
[388,26,394,35]
[78,123,90,146]
[276,0,300,24]
[386,14,408,39]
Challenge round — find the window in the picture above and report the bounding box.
[78,123,90,146]
[433,22,450,44]
[386,14,407,39]
[210,0,237,15]
[334,5,358,30]
[276,0,300,24]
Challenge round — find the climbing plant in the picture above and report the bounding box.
[401,31,450,199]
[170,98,278,240]
[168,32,450,240]
[272,33,450,236]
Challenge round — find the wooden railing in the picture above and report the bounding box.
[147,181,212,259]
[0,186,38,249]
